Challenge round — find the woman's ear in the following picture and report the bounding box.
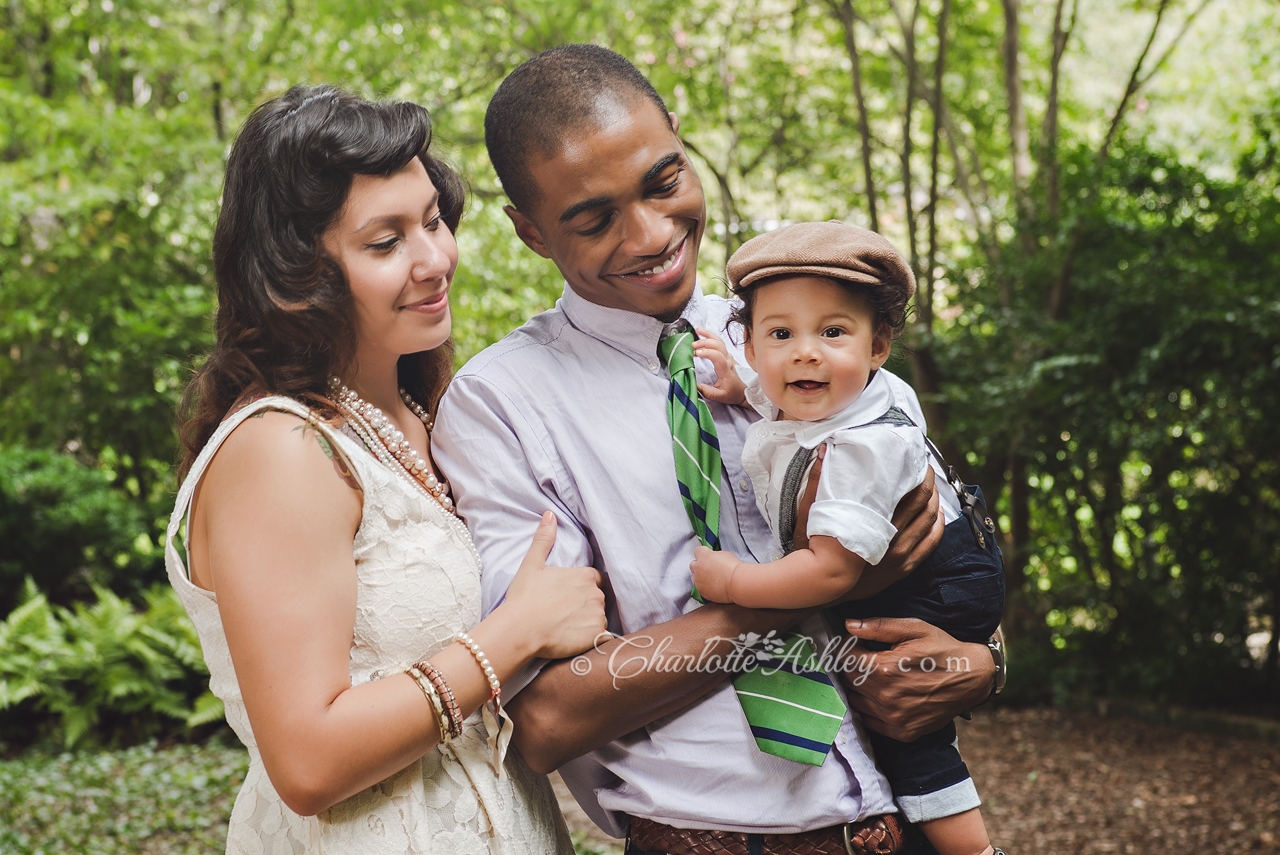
[869,322,892,371]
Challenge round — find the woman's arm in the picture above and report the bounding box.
[690,535,865,609]
[192,413,604,815]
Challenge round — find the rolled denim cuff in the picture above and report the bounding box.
[896,777,981,823]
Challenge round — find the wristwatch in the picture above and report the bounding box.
[987,627,1006,697]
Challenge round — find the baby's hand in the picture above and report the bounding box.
[690,545,742,604]
[693,328,747,407]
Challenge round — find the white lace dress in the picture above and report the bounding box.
[165,395,574,855]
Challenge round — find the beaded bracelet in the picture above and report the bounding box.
[406,663,452,745]
[454,631,501,702]
[417,660,464,740]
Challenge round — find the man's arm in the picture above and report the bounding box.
[507,603,804,774]
[513,463,946,773]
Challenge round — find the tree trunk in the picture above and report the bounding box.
[1001,0,1033,223]
[897,0,921,277]
[1005,449,1031,635]
[1043,0,1076,221]
[830,0,879,231]
[923,0,952,331]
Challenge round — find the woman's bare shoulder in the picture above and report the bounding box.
[203,409,363,501]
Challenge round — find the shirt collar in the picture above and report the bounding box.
[558,281,710,366]
[745,369,898,449]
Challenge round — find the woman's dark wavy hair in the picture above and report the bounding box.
[178,84,465,478]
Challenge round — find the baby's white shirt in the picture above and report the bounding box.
[740,368,961,564]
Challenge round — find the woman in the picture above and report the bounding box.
[165,84,607,853]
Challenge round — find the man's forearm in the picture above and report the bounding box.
[507,602,806,773]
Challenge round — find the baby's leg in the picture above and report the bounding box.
[919,808,992,855]
[866,723,993,855]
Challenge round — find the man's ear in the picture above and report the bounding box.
[744,336,757,371]
[870,323,892,371]
[504,205,552,260]
[669,112,681,135]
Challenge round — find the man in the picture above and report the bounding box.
[433,44,998,854]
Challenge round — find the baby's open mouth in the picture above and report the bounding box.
[788,380,828,392]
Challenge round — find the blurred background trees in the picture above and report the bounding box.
[1,0,1277,746]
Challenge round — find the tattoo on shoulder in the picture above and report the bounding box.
[292,419,360,491]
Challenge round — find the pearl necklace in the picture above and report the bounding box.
[328,376,453,512]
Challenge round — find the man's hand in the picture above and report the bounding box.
[838,617,994,742]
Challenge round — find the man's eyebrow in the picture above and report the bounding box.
[353,190,440,232]
[643,151,683,184]
[559,196,611,224]
[558,152,684,224]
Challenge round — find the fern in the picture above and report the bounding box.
[0,582,223,746]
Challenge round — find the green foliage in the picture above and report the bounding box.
[0,582,219,748]
[0,742,247,855]
[0,444,162,611]
[1,0,1277,739]
[940,138,1280,707]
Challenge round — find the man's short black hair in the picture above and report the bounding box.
[484,43,670,215]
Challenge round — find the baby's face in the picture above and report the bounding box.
[744,275,890,422]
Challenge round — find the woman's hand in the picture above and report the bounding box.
[499,511,608,660]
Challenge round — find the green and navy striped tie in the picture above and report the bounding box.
[659,322,847,766]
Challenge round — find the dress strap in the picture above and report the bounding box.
[164,395,323,585]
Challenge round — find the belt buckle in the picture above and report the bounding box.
[842,822,858,855]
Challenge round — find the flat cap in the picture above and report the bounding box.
[726,220,916,304]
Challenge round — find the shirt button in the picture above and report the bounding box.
[738,479,749,492]
[771,552,783,561]
[647,359,659,372]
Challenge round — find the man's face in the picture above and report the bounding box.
[505,100,707,322]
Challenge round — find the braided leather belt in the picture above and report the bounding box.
[629,813,906,855]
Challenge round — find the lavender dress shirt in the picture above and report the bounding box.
[433,284,899,837]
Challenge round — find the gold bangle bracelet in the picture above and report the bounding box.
[418,661,464,740]
[407,664,452,745]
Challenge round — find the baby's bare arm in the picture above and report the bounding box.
[695,535,866,609]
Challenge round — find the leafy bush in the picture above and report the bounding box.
[0,741,247,855]
[0,445,163,612]
[0,581,221,748]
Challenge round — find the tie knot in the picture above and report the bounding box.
[659,323,696,374]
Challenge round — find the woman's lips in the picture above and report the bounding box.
[617,235,689,289]
[401,288,450,314]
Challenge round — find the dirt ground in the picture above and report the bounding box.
[552,707,1280,854]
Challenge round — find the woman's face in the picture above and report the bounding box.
[322,157,458,364]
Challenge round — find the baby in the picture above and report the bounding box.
[690,221,1006,855]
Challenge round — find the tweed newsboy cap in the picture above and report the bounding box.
[726,220,916,303]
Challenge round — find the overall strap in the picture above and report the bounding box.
[778,445,815,556]
[847,405,968,508]
[780,405,996,553]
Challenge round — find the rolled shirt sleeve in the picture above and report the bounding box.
[805,428,929,565]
